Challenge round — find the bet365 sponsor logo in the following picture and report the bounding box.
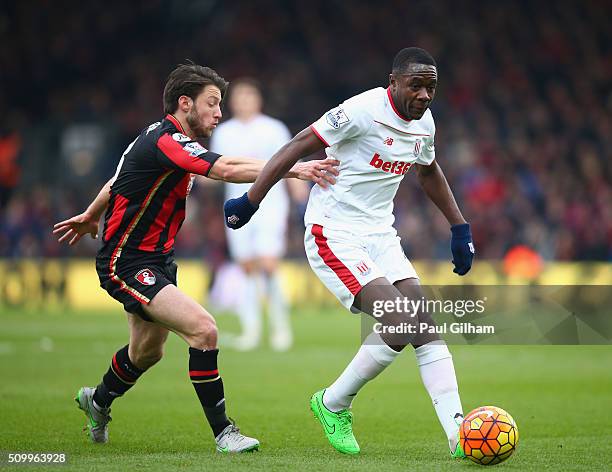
[369,153,412,175]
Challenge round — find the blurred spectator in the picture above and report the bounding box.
[0,131,21,209]
[0,0,610,261]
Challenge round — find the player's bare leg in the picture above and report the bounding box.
[127,313,170,369]
[394,278,465,457]
[142,284,259,452]
[77,313,168,443]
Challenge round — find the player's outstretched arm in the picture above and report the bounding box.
[52,177,113,245]
[248,128,327,204]
[208,155,338,185]
[416,161,474,275]
[223,128,329,229]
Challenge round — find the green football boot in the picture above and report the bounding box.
[451,432,466,458]
[310,390,360,455]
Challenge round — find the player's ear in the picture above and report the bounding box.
[178,95,192,113]
[389,74,397,91]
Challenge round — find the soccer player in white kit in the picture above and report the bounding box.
[211,79,303,351]
[224,48,475,458]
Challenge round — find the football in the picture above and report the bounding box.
[460,406,519,466]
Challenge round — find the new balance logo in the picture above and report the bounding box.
[383,137,394,146]
[227,215,240,225]
[369,153,411,175]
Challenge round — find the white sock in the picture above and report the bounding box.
[236,274,262,346]
[415,342,463,449]
[266,273,292,349]
[323,332,400,412]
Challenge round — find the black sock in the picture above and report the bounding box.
[93,345,144,408]
[189,347,231,437]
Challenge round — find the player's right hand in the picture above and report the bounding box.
[53,212,99,245]
[224,192,259,230]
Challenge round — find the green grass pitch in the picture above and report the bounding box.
[1,307,611,471]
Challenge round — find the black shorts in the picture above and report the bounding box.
[96,253,178,321]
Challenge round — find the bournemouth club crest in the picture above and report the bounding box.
[135,269,156,286]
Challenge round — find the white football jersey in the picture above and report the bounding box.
[211,114,292,213]
[305,87,436,232]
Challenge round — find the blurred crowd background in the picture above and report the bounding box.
[1,0,610,263]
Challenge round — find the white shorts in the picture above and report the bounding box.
[304,224,418,311]
[226,205,288,261]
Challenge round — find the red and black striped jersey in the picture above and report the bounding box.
[98,114,220,260]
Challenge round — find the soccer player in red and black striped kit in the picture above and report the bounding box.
[53,64,339,453]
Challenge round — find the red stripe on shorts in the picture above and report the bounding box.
[311,224,362,295]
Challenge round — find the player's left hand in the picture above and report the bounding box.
[291,158,340,188]
[224,193,260,230]
[53,212,99,245]
[450,223,475,275]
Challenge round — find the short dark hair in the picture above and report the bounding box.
[392,47,437,73]
[163,63,229,114]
